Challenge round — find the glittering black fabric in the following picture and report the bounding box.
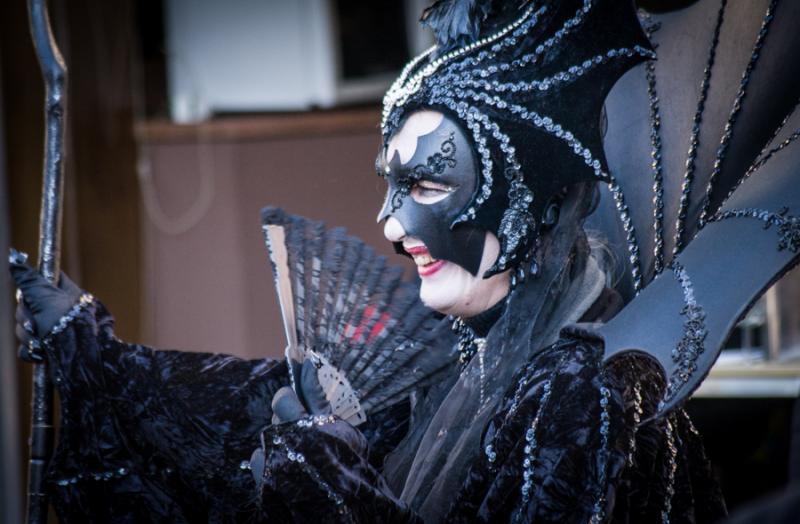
[42,299,417,523]
[43,298,726,523]
[43,299,287,522]
[444,328,727,523]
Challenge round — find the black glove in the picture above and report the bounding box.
[9,249,83,361]
[253,359,371,502]
[251,360,336,488]
[271,359,332,424]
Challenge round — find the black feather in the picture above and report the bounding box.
[421,0,493,53]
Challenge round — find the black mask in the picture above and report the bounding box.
[377,115,486,276]
[381,0,652,281]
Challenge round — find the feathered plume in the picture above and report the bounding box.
[420,0,494,54]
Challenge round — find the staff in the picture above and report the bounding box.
[26,0,67,521]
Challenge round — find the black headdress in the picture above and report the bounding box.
[382,0,653,277]
[383,0,800,421]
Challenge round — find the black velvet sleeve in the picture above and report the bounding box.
[445,330,727,523]
[252,415,421,524]
[42,296,289,523]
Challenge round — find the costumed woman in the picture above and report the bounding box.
[11,0,800,522]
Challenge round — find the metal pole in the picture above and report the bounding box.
[26,0,67,522]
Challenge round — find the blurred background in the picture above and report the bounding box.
[0,0,799,522]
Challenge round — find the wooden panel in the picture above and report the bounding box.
[2,2,143,518]
[136,107,381,144]
[62,0,142,341]
[0,1,48,517]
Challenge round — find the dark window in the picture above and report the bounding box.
[334,0,410,80]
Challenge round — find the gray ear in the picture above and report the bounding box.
[542,189,570,229]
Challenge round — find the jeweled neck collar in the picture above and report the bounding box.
[462,299,506,338]
[451,298,507,365]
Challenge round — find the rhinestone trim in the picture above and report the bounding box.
[661,261,707,406]
[661,417,678,524]
[706,206,800,252]
[589,384,612,523]
[45,293,95,342]
[381,3,543,129]
[514,379,553,523]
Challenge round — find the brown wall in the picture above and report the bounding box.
[137,115,414,359]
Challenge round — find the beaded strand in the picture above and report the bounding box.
[674,0,728,255]
[589,385,612,523]
[661,417,678,524]
[699,0,781,227]
[640,13,667,276]
[513,379,553,523]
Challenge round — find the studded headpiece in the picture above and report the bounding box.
[381,0,652,276]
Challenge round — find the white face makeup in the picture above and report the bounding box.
[383,218,511,317]
[385,111,443,165]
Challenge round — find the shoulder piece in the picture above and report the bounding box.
[600,109,800,417]
[590,0,800,298]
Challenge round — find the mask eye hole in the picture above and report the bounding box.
[411,180,456,204]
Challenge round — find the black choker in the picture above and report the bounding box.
[451,300,506,365]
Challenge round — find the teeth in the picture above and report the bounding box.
[413,254,435,266]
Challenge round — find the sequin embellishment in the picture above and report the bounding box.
[662,262,707,406]
[514,379,553,523]
[706,206,800,252]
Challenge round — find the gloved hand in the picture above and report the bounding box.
[271,359,332,424]
[252,359,373,505]
[9,249,83,361]
[251,359,336,486]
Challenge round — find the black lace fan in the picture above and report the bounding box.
[260,207,456,425]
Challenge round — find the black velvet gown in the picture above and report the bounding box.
[40,291,726,523]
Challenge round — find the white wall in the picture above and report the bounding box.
[164,0,434,122]
[165,0,337,121]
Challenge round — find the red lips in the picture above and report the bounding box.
[404,245,447,277]
[417,259,446,277]
[405,245,429,255]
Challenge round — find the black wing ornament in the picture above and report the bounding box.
[260,207,456,425]
[594,0,800,417]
